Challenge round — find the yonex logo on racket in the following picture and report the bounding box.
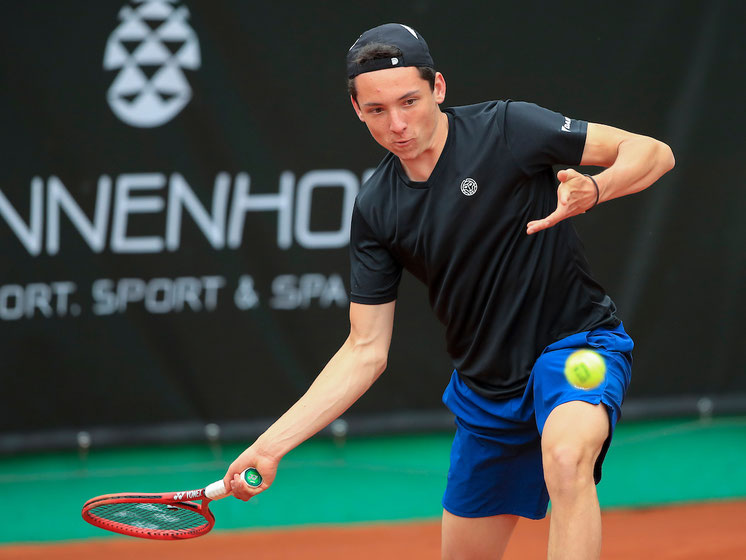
[174,489,203,500]
[460,178,478,196]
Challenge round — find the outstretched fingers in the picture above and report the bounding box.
[527,205,568,235]
[526,170,597,235]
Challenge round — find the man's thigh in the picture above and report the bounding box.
[541,400,610,477]
[531,324,633,482]
[441,510,518,560]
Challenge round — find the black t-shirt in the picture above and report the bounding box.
[349,100,619,400]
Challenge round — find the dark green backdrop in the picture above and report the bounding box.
[1,1,744,451]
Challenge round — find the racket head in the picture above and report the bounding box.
[82,492,215,540]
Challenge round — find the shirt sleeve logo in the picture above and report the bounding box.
[561,116,572,132]
[460,178,478,196]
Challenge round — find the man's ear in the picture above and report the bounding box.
[433,72,446,104]
[350,95,365,122]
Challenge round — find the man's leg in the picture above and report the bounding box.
[541,401,609,560]
[441,510,519,560]
[441,371,555,559]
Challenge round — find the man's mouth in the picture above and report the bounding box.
[394,138,413,147]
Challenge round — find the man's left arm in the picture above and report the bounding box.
[526,123,675,235]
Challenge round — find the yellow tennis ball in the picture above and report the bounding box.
[564,349,606,389]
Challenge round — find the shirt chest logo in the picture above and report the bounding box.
[460,177,478,196]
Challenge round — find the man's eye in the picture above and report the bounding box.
[405,98,417,106]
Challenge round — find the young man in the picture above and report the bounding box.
[223,23,674,560]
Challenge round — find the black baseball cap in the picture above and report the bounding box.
[347,23,434,79]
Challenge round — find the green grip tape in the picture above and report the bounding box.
[244,467,263,487]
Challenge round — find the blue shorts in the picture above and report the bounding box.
[441,323,633,519]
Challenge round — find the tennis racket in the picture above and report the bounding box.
[81,467,263,540]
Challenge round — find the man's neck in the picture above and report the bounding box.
[399,112,449,182]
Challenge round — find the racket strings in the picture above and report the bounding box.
[89,502,207,532]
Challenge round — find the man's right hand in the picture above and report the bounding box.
[222,446,279,501]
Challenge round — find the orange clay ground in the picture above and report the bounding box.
[3,501,744,559]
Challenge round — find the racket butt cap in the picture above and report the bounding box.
[244,467,263,487]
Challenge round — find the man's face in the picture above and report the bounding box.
[351,67,446,161]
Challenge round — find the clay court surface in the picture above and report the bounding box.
[3,501,744,559]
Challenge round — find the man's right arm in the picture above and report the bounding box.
[223,300,396,500]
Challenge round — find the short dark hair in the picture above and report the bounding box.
[347,42,436,101]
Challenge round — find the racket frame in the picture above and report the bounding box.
[82,487,217,540]
[81,468,258,540]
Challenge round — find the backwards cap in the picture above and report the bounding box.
[347,23,434,79]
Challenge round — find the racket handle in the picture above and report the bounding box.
[205,468,263,500]
[205,479,230,500]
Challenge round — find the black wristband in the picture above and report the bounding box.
[583,174,600,210]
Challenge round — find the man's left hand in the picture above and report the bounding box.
[526,169,599,235]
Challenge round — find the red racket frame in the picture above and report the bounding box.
[82,488,216,540]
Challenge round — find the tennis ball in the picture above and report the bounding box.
[564,349,606,389]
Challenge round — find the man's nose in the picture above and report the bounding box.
[389,109,407,134]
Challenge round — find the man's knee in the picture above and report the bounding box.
[541,402,609,494]
[542,441,597,494]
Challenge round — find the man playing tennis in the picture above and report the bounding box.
[223,23,674,560]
